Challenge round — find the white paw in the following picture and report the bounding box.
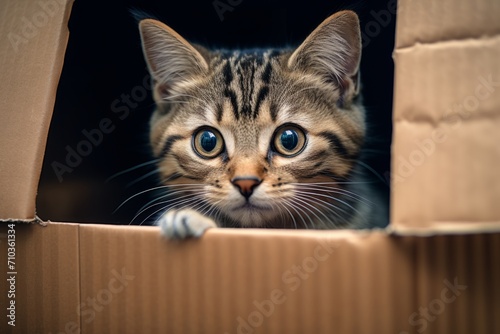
[157,209,217,239]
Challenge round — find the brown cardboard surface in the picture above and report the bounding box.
[79,225,499,334]
[0,222,80,333]
[0,0,73,220]
[396,0,500,49]
[391,1,500,232]
[2,223,500,333]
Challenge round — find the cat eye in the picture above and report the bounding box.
[272,124,307,157]
[192,127,224,158]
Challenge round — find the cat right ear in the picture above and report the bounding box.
[287,11,362,102]
[138,19,208,96]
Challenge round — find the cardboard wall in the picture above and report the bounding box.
[1,224,500,333]
[392,0,500,232]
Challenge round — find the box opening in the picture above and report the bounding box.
[35,0,394,226]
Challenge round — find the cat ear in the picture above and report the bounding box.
[288,11,361,94]
[138,19,209,94]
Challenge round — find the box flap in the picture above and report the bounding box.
[0,0,73,221]
[391,0,500,233]
[395,0,500,49]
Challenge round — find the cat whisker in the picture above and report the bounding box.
[106,158,160,183]
[292,192,353,225]
[293,196,335,228]
[158,183,207,187]
[192,199,213,216]
[292,190,351,216]
[114,184,205,214]
[293,184,373,206]
[292,189,361,216]
[352,160,386,183]
[133,195,203,225]
[281,197,311,229]
[267,200,287,227]
[199,199,223,218]
[290,197,323,228]
[293,180,377,185]
[132,192,200,224]
[144,196,207,226]
[114,185,171,214]
[126,169,159,188]
[274,188,299,228]
[293,194,349,227]
[176,197,209,217]
[277,200,298,229]
[135,187,204,213]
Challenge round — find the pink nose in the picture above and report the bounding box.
[231,177,262,199]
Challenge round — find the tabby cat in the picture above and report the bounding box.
[137,10,387,239]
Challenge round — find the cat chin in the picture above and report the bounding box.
[224,209,278,227]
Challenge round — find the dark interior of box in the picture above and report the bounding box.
[37,0,395,224]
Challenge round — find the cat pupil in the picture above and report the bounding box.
[281,130,298,151]
[200,131,217,152]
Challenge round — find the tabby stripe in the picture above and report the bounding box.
[261,61,272,84]
[216,103,224,122]
[255,53,264,66]
[318,131,351,157]
[181,174,204,181]
[269,102,278,122]
[222,61,233,85]
[253,86,269,119]
[237,66,252,117]
[161,135,184,157]
[302,168,342,181]
[306,150,328,162]
[241,103,252,117]
[164,172,183,182]
[249,64,255,102]
[224,88,239,120]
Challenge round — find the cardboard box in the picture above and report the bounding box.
[1,0,499,333]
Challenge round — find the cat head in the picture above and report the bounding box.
[138,11,365,228]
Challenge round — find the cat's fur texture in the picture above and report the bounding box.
[138,11,387,239]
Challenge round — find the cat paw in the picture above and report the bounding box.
[158,209,217,240]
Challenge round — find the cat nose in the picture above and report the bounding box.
[231,176,262,199]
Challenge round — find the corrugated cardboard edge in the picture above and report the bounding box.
[388,224,500,236]
[0,216,47,226]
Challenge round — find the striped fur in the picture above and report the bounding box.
[139,11,387,230]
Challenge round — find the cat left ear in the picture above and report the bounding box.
[139,19,209,95]
[288,11,362,100]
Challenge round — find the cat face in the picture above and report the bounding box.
[139,11,366,228]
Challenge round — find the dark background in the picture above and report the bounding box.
[37,0,395,224]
